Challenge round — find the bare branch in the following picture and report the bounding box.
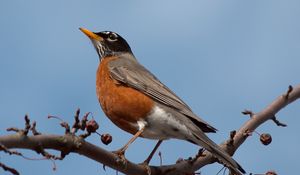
[0,84,299,175]
[0,134,149,175]
[0,143,22,156]
[150,84,300,174]
[0,162,20,175]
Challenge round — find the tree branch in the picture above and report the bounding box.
[154,84,300,174]
[0,84,299,175]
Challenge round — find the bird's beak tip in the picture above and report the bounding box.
[79,27,103,41]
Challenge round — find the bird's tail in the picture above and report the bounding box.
[192,132,245,175]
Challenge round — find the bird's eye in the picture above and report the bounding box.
[107,33,118,41]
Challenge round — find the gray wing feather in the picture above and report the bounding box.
[108,55,217,133]
[108,56,246,174]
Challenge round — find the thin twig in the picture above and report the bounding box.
[0,162,20,175]
[271,116,287,127]
[31,121,41,135]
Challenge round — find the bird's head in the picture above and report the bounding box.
[80,28,132,59]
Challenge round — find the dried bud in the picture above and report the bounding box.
[82,112,90,121]
[176,158,184,164]
[260,133,272,145]
[76,108,80,116]
[86,119,99,133]
[101,133,112,145]
[266,170,277,175]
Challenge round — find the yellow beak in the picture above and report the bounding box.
[79,28,103,41]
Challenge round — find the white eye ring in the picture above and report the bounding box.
[107,32,118,42]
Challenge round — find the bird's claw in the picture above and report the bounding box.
[138,162,151,175]
[112,149,127,167]
[142,157,151,165]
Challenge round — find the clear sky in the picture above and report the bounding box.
[0,1,300,175]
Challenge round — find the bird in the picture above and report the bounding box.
[79,28,245,174]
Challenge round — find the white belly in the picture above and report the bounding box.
[138,106,191,140]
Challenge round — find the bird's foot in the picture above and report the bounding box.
[142,140,163,165]
[142,156,151,165]
[138,162,151,175]
[112,149,127,167]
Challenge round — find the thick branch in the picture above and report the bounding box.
[0,134,149,175]
[0,84,299,175]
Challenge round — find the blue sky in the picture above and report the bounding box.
[0,1,300,175]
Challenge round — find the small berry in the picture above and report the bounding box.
[260,133,272,145]
[86,119,99,133]
[101,133,112,145]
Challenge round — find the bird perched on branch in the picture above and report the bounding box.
[80,28,245,175]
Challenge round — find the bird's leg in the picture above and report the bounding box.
[143,140,163,164]
[113,127,145,159]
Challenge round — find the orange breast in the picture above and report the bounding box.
[96,56,154,135]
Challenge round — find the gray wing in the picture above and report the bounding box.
[108,55,217,133]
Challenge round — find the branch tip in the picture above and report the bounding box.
[81,112,90,129]
[47,115,63,122]
[6,127,20,133]
[6,115,33,135]
[24,114,30,125]
[196,148,205,158]
[158,151,163,166]
[60,122,70,134]
[243,129,253,137]
[0,144,22,156]
[176,158,184,164]
[285,85,293,100]
[72,109,91,134]
[72,110,80,133]
[76,108,80,116]
[228,130,236,145]
[242,109,254,117]
[0,162,20,175]
[23,114,31,135]
[31,121,41,135]
[271,116,287,127]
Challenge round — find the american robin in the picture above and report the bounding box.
[79,28,245,174]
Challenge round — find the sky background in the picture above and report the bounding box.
[0,1,300,175]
